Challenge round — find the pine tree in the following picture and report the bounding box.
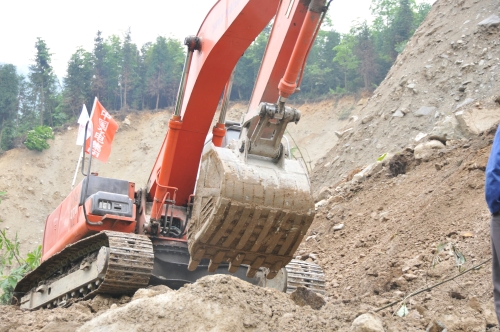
[63,48,93,117]
[163,39,184,107]
[354,22,378,90]
[104,35,122,110]
[92,31,107,102]
[392,0,415,54]
[333,34,358,92]
[146,37,169,110]
[0,64,20,150]
[28,38,58,126]
[135,42,152,110]
[121,29,139,110]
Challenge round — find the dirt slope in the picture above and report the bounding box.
[300,128,498,331]
[0,111,169,255]
[312,0,500,195]
[0,97,365,257]
[0,131,497,332]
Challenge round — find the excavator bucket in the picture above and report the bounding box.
[187,143,315,279]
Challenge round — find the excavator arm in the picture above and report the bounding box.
[147,0,327,205]
[148,0,328,278]
[147,0,281,208]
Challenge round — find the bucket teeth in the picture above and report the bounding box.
[188,145,315,279]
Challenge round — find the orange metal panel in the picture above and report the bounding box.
[42,180,137,261]
[278,6,323,98]
[149,0,280,206]
[246,0,310,119]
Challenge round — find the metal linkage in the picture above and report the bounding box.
[244,102,301,160]
[174,36,201,117]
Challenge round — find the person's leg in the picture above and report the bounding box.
[491,214,500,323]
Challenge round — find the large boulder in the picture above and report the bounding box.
[478,14,500,33]
[430,116,462,142]
[455,107,500,136]
[414,106,436,117]
[350,313,385,332]
[414,140,445,160]
[352,161,383,183]
[290,286,326,310]
[315,186,333,202]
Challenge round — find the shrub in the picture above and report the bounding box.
[24,126,54,151]
[0,230,42,304]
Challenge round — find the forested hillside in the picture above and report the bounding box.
[0,0,431,152]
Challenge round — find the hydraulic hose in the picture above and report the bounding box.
[278,0,327,100]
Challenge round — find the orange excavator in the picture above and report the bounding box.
[14,0,329,310]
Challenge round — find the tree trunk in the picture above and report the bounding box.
[0,117,5,150]
[156,72,161,110]
[40,81,45,126]
[123,80,128,110]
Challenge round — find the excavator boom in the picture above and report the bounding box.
[148,0,326,277]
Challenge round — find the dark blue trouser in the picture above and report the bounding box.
[491,214,500,324]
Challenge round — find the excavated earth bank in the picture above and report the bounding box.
[2,0,500,330]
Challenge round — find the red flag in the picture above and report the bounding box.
[85,98,118,163]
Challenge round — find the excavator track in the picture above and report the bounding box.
[285,260,326,295]
[14,232,324,310]
[14,231,154,310]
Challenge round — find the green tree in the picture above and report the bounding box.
[91,31,107,102]
[16,75,38,135]
[144,37,184,110]
[0,64,20,151]
[135,42,152,110]
[353,22,378,90]
[146,37,171,110]
[300,28,342,97]
[28,38,59,126]
[333,34,358,91]
[163,39,184,107]
[392,0,415,54]
[104,35,123,110]
[62,48,93,117]
[233,26,271,101]
[121,29,139,110]
[415,3,432,28]
[371,0,400,30]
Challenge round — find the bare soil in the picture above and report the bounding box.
[1,0,500,330]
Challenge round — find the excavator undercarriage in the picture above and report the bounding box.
[16,232,153,310]
[16,231,325,310]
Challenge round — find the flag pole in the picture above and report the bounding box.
[71,147,84,189]
[72,102,93,189]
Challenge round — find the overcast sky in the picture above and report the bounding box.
[0,0,435,79]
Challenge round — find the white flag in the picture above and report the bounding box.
[76,104,90,146]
